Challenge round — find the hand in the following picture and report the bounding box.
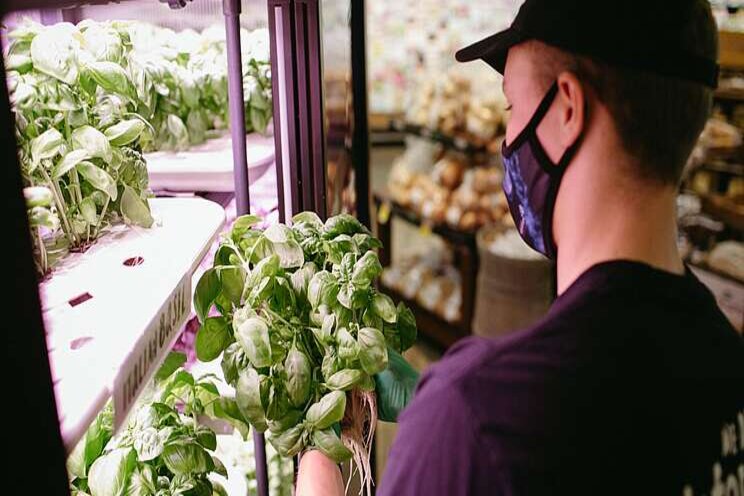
[296,450,345,496]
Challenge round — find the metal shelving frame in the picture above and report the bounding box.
[3,0,370,494]
[0,0,254,493]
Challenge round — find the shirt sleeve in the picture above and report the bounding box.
[377,374,488,496]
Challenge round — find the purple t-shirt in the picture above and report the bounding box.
[379,261,744,495]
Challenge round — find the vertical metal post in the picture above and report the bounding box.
[223,3,266,495]
[268,0,300,223]
[350,0,371,228]
[224,0,252,216]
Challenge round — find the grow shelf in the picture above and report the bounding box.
[146,133,275,193]
[41,197,225,452]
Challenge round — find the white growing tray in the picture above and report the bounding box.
[146,133,275,193]
[40,197,225,452]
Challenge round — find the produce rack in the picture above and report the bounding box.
[146,132,275,193]
[1,0,263,493]
[4,0,373,494]
[373,193,478,350]
[43,197,224,451]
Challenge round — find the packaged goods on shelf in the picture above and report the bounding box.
[388,146,508,232]
[708,241,744,281]
[381,248,463,324]
[366,0,517,116]
[700,115,742,150]
[405,71,509,147]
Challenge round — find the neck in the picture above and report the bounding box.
[554,165,684,295]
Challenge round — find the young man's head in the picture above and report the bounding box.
[503,1,717,186]
[456,0,719,270]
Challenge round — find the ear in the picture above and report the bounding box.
[555,72,586,148]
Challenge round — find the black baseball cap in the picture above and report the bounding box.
[455,0,719,88]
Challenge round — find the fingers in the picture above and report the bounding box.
[296,450,345,496]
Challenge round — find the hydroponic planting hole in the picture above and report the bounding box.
[123,256,145,267]
[70,337,94,350]
[68,292,93,308]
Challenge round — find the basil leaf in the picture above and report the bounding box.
[396,303,418,352]
[323,213,367,238]
[312,428,352,463]
[104,119,145,146]
[284,345,312,407]
[79,197,98,225]
[77,161,118,200]
[88,448,136,496]
[30,128,64,167]
[236,368,268,432]
[308,271,338,309]
[161,442,214,475]
[325,368,363,391]
[292,211,323,227]
[269,425,304,458]
[306,391,346,430]
[372,293,397,324]
[195,317,231,362]
[120,184,153,228]
[211,397,251,439]
[155,351,187,382]
[71,125,113,163]
[218,265,245,306]
[358,327,388,375]
[133,426,170,462]
[53,149,90,179]
[30,23,78,85]
[86,60,137,101]
[351,251,383,289]
[236,317,272,368]
[194,268,220,324]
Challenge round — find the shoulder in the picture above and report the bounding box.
[378,332,560,495]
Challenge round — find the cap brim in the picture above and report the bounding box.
[455,27,526,73]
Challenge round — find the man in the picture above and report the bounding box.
[298,0,744,494]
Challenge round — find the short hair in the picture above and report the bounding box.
[526,0,717,185]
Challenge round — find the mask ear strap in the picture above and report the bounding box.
[524,81,559,132]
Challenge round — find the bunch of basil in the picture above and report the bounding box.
[7,20,154,275]
[193,212,419,465]
[67,360,232,496]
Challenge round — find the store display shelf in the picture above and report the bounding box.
[370,112,405,132]
[390,119,491,156]
[145,133,275,193]
[701,194,744,232]
[699,160,744,176]
[41,197,225,452]
[714,87,744,103]
[689,263,744,332]
[373,193,477,248]
[380,282,467,350]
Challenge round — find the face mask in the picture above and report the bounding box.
[500,81,584,259]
